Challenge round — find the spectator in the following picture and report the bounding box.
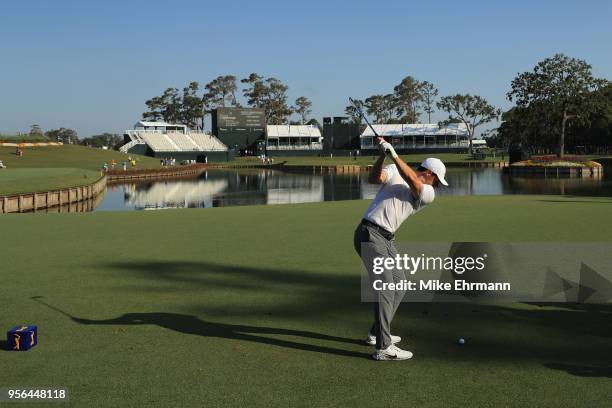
[111,159,116,169]
[123,161,127,171]
[103,162,109,172]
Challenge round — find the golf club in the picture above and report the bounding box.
[349,97,383,140]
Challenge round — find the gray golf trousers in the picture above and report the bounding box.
[354,222,407,350]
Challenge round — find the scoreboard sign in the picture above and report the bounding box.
[212,107,266,151]
[214,107,265,130]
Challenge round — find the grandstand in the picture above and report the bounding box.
[188,133,228,151]
[360,123,471,152]
[121,121,232,162]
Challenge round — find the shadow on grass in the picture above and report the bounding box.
[71,312,369,359]
[103,260,361,319]
[0,340,8,352]
[496,302,612,339]
[525,302,612,313]
[93,260,612,365]
[545,362,612,378]
[92,261,369,358]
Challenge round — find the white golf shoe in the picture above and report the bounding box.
[372,344,413,361]
[365,332,401,346]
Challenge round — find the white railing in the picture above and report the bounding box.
[361,142,470,149]
[119,140,140,153]
[267,144,323,150]
[126,129,166,136]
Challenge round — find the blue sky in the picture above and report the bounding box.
[1,0,611,137]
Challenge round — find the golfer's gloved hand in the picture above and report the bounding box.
[379,141,398,159]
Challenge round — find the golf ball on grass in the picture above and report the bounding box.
[458,337,465,345]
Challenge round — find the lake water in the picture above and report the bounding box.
[95,167,612,211]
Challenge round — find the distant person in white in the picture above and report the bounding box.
[354,137,448,361]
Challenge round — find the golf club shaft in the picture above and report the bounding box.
[349,97,381,139]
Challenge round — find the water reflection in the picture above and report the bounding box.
[123,178,228,209]
[96,167,611,212]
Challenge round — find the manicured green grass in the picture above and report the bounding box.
[0,168,101,195]
[1,196,611,407]
[0,145,161,171]
[236,152,506,167]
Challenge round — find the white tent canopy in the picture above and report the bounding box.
[266,125,322,138]
[360,123,471,150]
[360,123,469,137]
[266,125,323,151]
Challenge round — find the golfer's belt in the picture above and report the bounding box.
[361,219,395,241]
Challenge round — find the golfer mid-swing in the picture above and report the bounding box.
[354,137,447,360]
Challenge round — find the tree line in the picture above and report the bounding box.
[24,125,123,150]
[347,77,501,154]
[25,54,611,156]
[347,54,611,157]
[142,74,315,128]
[344,77,440,124]
[490,54,611,156]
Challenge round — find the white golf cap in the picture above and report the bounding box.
[420,158,448,186]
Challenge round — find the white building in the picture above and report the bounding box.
[360,123,471,150]
[132,121,188,133]
[266,125,323,151]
